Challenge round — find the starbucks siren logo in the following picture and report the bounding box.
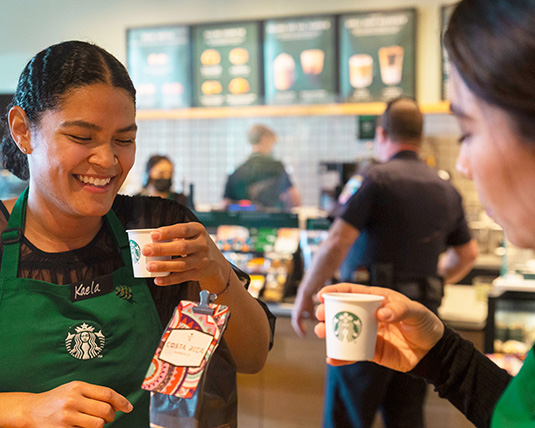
[65,322,106,360]
[333,311,363,343]
[129,239,141,264]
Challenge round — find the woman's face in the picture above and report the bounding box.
[451,68,535,248]
[26,83,136,218]
[149,159,173,180]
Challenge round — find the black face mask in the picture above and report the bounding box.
[153,178,172,192]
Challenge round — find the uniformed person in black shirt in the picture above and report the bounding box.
[292,97,479,428]
[222,124,301,210]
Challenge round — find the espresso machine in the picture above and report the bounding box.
[318,161,359,214]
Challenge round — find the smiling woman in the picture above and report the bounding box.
[0,41,274,428]
[9,84,137,226]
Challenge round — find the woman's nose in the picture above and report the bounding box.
[90,143,118,168]
[455,144,472,179]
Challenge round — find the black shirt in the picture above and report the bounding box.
[0,194,276,336]
[339,151,472,281]
[0,194,276,425]
[411,326,511,428]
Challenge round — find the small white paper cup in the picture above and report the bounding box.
[323,293,384,361]
[126,228,171,278]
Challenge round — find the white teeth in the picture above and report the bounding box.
[76,175,111,187]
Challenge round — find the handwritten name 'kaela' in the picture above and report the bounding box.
[74,281,101,300]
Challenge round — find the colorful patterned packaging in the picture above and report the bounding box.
[142,292,230,398]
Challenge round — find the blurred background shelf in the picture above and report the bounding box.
[136,101,450,120]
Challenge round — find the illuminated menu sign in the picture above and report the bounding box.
[339,9,416,103]
[193,22,261,107]
[263,16,337,105]
[127,26,192,109]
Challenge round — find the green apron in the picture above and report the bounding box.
[491,347,535,427]
[0,190,162,427]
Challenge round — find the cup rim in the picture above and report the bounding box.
[126,228,158,234]
[323,292,385,303]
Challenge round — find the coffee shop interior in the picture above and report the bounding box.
[2,0,535,427]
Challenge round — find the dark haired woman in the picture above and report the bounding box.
[0,40,273,427]
[314,1,535,427]
[137,154,189,207]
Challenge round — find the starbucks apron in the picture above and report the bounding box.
[491,346,535,427]
[0,189,162,427]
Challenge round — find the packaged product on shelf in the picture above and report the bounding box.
[248,274,266,298]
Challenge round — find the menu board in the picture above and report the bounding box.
[127,26,192,109]
[339,9,416,103]
[263,16,337,105]
[441,4,457,101]
[193,22,260,107]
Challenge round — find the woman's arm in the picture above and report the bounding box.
[314,283,511,428]
[115,195,273,373]
[411,327,511,428]
[205,266,272,373]
[143,222,272,374]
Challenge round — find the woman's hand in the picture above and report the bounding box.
[314,283,445,372]
[143,222,272,374]
[143,222,230,293]
[3,381,132,428]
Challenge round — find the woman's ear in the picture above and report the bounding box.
[8,106,33,154]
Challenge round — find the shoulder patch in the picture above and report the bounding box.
[338,175,364,205]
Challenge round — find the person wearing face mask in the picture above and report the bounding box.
[137,155,189,208]
[314,1,535,427]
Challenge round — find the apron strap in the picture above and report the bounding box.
[1,188,28,279]
[104,208,134,270]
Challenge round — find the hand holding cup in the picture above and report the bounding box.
[314,283,445,371]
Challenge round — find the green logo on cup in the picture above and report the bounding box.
[333,311,362,343]
[129,240,141,264]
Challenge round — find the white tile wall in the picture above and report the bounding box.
[128,112,483,217]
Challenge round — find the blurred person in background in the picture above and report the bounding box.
[137,154,191,208]
[292,96,478,428]
[222,124,300,210]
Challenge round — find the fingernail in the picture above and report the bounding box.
[146,262,157,271]
[151,231,161,241]
[126,402,133,412]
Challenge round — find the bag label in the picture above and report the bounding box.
[160,329,213,367]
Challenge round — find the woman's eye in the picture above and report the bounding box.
[458,134,470,144]
[69,135,91,142]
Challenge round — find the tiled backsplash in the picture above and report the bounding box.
[127,112,482,217]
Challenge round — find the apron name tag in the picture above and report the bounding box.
[70,275,114,302]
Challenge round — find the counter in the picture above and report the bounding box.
[268,285,489,330]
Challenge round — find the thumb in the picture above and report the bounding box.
[376,298,417,324]
[377,307,395,322]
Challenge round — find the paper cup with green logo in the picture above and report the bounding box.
[126,229,171,278]
[323,293,384,361]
